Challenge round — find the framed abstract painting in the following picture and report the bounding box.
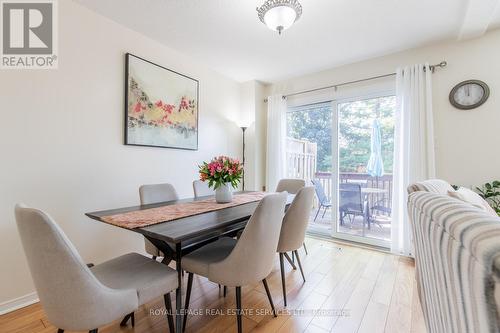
[125,53,199,150]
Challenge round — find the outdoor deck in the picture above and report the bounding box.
[307,209,391,243]
[307,172,393,243]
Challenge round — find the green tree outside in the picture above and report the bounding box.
[287,96,395,173]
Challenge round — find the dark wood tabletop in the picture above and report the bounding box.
[85,191,293,244]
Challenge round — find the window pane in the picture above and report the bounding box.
[287,102,332,172]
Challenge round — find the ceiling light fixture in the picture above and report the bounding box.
[257,0,302,35]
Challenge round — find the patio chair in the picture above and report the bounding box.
[311,179,332,221]
[370,197,392,227]
[339,183,368,226]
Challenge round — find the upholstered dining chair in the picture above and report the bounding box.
[275,178,309,256]
[276,186,315,306]
[276,178,306,194]
[139,183,179,260]
[15,204,177,333]
[193,180,213,198]
[181,192,287,333]
[193,179,229,295]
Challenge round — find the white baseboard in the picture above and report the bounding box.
[0,292,39,315]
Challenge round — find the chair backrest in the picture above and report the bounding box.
[139,183,179,205]
[276,178,306,194]
[339,183,363,213]
[15,205,137,331]
[408,191,500,333]
[209,192,287,287]
[277,186,315,253]
[311,179,328,205]
[193,180,213,198]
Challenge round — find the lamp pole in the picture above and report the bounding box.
[241,126,247,191]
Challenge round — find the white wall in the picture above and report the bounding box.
[238,80,268,192]
[0,1,243,309]
[267,29,500,188]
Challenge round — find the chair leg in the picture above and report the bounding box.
[283,252,297,270]
[119,312,133,327]
[131,312,135,327]
[164,292,175,333]
[236,286,242,333]
[57,330,64,333]
[314,205,322,221]
[303,242,308,255]
[89,330,98,333]
[183,272,194,332]
[262,279,277,317]
[152,255,157,261]
[322,206,328,218]
[291,250,295,263]
[279,253,287,307]
[294,250,306,282]
[224,285,227,297]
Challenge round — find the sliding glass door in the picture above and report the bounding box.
[332,94,395,247]
[286,92,395,248]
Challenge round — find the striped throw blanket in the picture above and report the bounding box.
[408,189,500,333]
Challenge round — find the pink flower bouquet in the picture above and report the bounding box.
[199,156,243,189]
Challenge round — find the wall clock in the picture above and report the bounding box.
[449,80,490,110]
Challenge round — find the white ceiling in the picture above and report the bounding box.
[75,0,500,83]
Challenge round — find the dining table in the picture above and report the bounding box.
[85,191,294,333]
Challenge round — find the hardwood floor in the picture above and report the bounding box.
[0,237,426,333]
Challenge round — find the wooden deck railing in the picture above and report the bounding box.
[285,137,317,184]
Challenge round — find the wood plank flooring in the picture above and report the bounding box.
[0,237,426,333]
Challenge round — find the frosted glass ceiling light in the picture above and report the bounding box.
[257,0,302,35]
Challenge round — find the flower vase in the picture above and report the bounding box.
[215,183,233,203]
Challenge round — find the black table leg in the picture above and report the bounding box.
[175,242,183,333]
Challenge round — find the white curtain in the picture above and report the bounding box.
[266,95,287,192]
[392,63,436,256]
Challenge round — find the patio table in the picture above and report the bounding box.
[361,187,388,229]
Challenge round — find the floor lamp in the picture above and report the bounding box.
[240,126,247,191]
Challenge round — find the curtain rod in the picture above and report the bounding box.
[264,61,447,102]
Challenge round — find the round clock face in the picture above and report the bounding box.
[449,80,489,110]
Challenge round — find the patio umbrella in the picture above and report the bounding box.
[366,118,385,177]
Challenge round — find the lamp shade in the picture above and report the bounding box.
[257,0,302,35]
[264,6,297,33]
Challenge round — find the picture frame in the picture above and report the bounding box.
[124,53,199,150]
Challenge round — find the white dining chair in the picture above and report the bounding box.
[15,204,177,333]
[139,183,179,260]
[193,180,213,198]
[275,178,309,256]
[276,178,306,194]
[181,192,287,333]
[276,186,315,306]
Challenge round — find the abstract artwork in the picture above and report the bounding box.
[125,53,199,150]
